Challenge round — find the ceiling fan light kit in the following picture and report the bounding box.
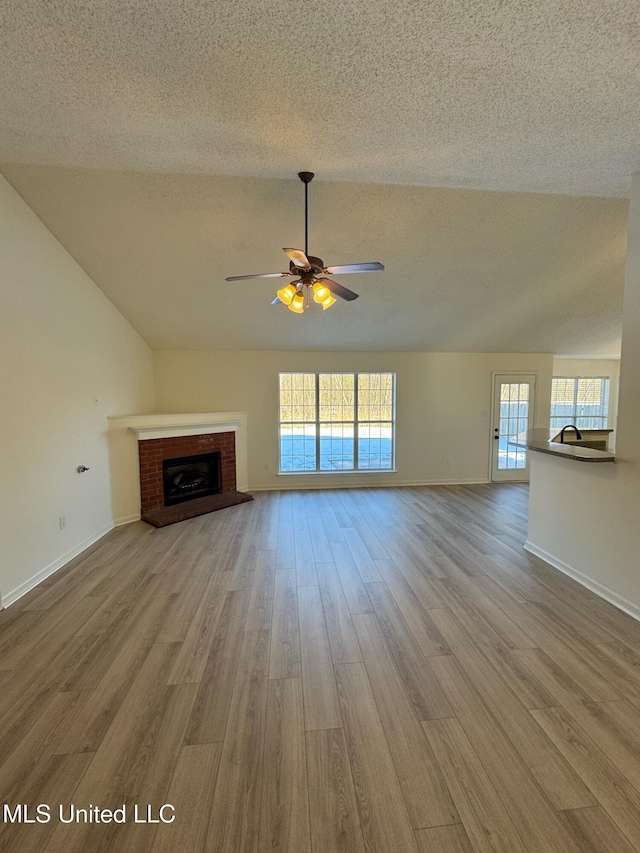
[321,293,336,310]
[289,290,305,313]
[313,281,330,303]
[225,172,384,314]
[276,282,297,305]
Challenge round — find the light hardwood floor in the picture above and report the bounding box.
[2,484,640,852]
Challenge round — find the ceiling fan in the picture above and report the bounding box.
[225,172,384,313]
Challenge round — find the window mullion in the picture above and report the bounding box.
[315,373,321,472]
[354,374,359,471]
[391,373,396,467]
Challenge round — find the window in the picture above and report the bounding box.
[550,377,610,433]
[279,372,395,472]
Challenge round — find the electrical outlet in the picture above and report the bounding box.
[264,463,270,471]
[59,515,66,530]
[446,458,453,467]
[93,395,99,407]
[481,408,489,417]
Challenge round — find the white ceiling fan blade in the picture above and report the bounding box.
[283,248,311,269]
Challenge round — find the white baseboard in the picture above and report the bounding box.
[249,478,489,492]
[524,540,640,624]
[113,513,141,527]
[2,521,115,609]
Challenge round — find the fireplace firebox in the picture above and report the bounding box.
[162,452,221,506]
[137,430,251,526]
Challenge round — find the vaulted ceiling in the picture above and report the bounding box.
[1,1,637,353]
[2,166,626,353]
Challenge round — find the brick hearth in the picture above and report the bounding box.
[138,431,252,526]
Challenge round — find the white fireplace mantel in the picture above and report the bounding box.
[125,412,246,442]
[107,412,249,525]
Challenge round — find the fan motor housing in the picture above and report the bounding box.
[289,257,324,275]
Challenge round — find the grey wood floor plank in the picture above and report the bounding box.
[423,717,528,853]
[307,514,334,564]
[429,654,587,853]
[316,561,363,664]
[342,527,383,583]
[531,705,640,851]
[0,689,91,807]
[334,662,420,853]
[365,582,454,721]
[167,572,231,685]
[205,629,270,853]
[305,727,366,853]
[149,743,222,853]
[276,521,296,570]
[353,613,458,828]
[374,561,450,657]
[330,541,373,614]
[259,678,311,852]
[415,824,474,853]
[1,485,639,853]
[298,585,342,731]
[558,806,638,853]
[46,659,198,852]
[0,752,94,853]
[184,588,251,745]
[294,524,319,587]
[245,549,276,631]
[319,508,346,544]
[429,607,594,810]
[269,569,301,679]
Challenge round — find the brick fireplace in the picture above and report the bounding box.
[137,430,252,526]
[107,412,252,527]
[139,431,237,513]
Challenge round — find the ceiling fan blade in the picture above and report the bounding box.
[224,271,291,281]
[283,248,312,269]
[271,296,283,304]
[318,278,359,302]
[323,262,384,275]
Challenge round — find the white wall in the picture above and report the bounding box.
[527,455,640,614]
[528,174,640,618]
[154,350,552,490]
[552,357,620,449]
[0,176,154,607]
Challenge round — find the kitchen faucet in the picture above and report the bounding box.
[559,424,583,442]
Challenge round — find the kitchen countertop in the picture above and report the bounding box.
[525,429,615,463]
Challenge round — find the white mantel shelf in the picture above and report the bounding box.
[107,413,249,523]
[120,412,247,441]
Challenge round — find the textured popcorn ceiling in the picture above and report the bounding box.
[1,2,633,353]
[1,1,639,196]
[2,166,626,354]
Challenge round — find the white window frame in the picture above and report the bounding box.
[550,376,610,432]
[278,372,396,474]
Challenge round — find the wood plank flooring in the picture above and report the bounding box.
[2,484,640,851]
